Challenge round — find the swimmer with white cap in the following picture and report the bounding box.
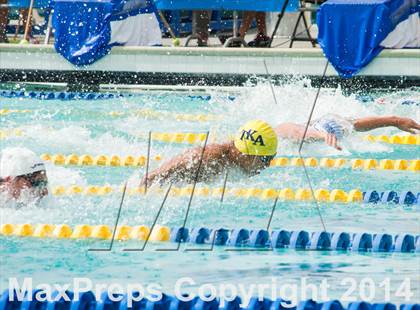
[142,115,419,185]
[0,147,48,202]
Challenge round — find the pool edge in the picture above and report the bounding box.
[1,44,419,90]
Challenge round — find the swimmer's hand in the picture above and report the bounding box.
[322,132,342,151]
[395,117,420,134]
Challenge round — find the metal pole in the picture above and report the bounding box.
[233,10,238,37]
[268,0,290,47]
[23,0,35,41]
[43,11,52,44]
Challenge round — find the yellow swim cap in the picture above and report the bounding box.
[234,120,277,156]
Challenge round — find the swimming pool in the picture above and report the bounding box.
[0,82,419,305]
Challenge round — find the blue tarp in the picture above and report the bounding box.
[155,0,298,12]
[53,0,298,66]
[317,0,419,78]
[52,0,157,66]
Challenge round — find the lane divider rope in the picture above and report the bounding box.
[150,133,420,146]
[270,157,420,171]
[364,134,420,145]
[0,130,219,144]
[0,90,236,101]
[1,126,418,145]
[149,132,208,143]
[0,90,129,100]
[109,109,220,122]
[355,93,420,105]
[0,109,31,115]
[1,223,418,253]
[0,109,219,123]
[49,185,420,205]
[1,288,417,310]
[0,129,24,139]
[40,153,420,171]
[40,153,163,167]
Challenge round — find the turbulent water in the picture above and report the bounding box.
[0,82,419,304]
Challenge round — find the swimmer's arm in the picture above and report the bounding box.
[353,116,420,134]
[275,123,342,150]
[275,123,325,141]
[141,150,199,185]
[140,144,226,185]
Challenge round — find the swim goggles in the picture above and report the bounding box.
[260,154,276,166]
[18,171,48,189]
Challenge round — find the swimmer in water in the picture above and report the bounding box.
[142,120,278,185]
[142,116,419,185]
[0,147,48,205]
[276,114,420,151]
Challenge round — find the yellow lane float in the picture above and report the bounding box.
[49,185,370,204]
[109,109,219,123]
[0,223,173,242]
[364,134,420,145]
[0,129,24,139]
[41,153,419,172]
[41,153,162,167]
[0,109,31,115]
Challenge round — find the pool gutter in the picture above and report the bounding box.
[0,44,419,90]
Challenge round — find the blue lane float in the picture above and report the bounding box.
[398,192,417,205]
[227,228,250,247]
[189,227,211,244]
[363,191,419,206]
[331,232,351,251]
[170,227,419,254]
[211,228,230,246]
[372,234,393,252]
[309,231,331,250]
[270,230,291,248]
[0,90,236,102]
[394,234,415,253]
[400,100,420,106]
[0,90,131,101]
[1,289,418,310]
[354,94,419,106]
[290,231,310,249]
[351,233,372,252]
[249,229,270,247]
[187,95,236,101]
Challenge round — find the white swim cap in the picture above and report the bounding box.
[0,147,45,178]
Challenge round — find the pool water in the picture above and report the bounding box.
[0,82,419,304]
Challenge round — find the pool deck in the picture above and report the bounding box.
[0,44,419,89]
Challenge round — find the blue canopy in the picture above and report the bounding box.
[317,0,419,78]
[52,0,158,66]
